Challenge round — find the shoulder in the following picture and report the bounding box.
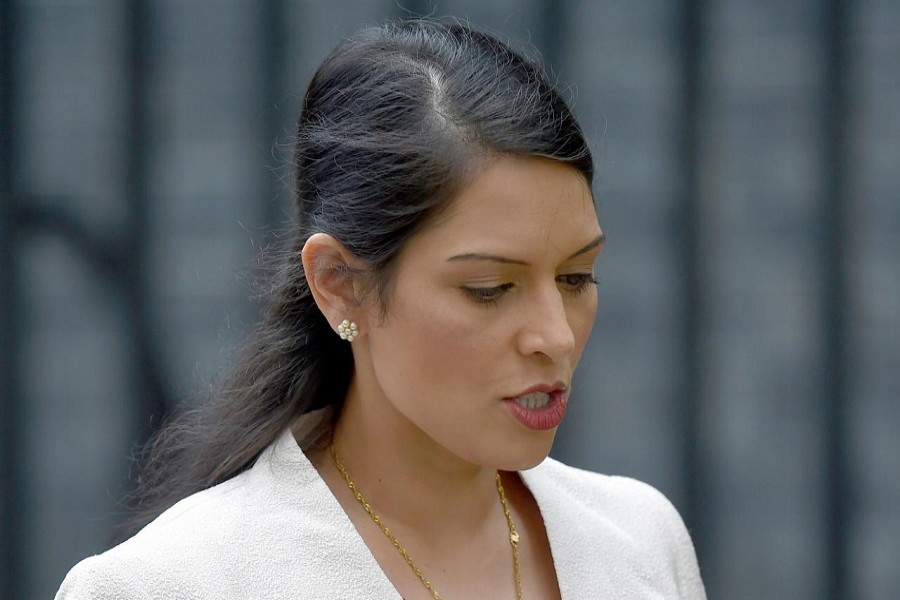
[529,456,686,531]
[55,428,398,600]
[523,457,707,598]
[56,553,149,600]
[54,431,312,600]
[55,471,264,600]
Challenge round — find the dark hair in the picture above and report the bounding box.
[122,17,593,537]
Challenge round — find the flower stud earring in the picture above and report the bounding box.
[337,319,358,342]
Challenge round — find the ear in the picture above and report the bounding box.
[301,233,365,333]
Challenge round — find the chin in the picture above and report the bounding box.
[497,432,557,472]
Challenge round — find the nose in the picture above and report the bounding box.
[516,286,576,362]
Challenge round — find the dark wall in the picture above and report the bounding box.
[1,1,897,599]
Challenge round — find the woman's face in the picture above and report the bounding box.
[358,155,603,471]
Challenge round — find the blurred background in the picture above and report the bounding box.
[1,0,898,598]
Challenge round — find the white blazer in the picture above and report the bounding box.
[56,421,706,599]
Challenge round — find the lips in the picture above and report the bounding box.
[504,384,569,430]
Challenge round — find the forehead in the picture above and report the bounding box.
[413,155,599,258]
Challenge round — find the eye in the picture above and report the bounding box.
[461,283,515,307]
[557,273,598,295]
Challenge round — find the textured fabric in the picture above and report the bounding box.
[56,421,706,599]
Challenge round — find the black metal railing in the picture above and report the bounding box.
[1,0,24,596]
[676,0,710,569]
[822,1,851,599]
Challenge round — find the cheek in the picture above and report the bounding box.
[373,293,496,394]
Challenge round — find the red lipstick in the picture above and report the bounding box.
[504,383,569,431]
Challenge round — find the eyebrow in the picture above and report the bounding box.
[446,232,605,265]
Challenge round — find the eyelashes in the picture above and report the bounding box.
[462,283,515,306]
[461,274,598,308]
[557,273,598,293]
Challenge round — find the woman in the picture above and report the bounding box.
[57,18,705,599]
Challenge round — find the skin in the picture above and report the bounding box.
[302,154,604,599]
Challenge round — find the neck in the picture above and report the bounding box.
[326,376,503,542]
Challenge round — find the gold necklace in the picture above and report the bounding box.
[329,445,524,600]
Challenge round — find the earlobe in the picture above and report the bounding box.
[301,233,363,332]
